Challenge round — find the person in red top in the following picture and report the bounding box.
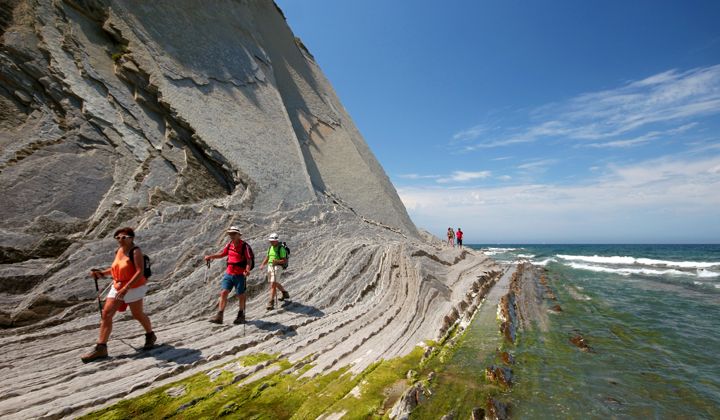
[456,228,464,248]
[204,226,252,324]
[81,227,156,362]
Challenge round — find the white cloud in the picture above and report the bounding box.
[399,155,720,242]
[456,65,720,149]
[398,173,441,180]
[437,170,492,183]
[517,159,558,171]
[452,125,489,141]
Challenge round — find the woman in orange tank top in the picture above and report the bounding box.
[81,227,156,363]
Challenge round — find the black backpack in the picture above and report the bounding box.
[269,242,290,269]
[129,246,152,277]
[227,242,255,270]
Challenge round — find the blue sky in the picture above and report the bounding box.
[276,0,720,243]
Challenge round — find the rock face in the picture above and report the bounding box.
[1,0,419,325]
[0,1,498,418]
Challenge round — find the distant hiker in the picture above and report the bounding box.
[81,227,156,362]
[456,228,463,248]
[204,226,253,324]
[260,233,289,310]
[447,227,455,247]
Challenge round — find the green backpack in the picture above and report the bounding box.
[269,242,290,269]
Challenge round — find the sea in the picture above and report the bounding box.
[471,244,720,419]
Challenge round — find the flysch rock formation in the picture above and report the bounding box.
[0,1,499,418]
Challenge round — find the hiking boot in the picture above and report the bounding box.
[209,311,224,324]
[279,291,290,301]
[143,332,157,350]
[233,311,245,325]
[81,344,108,363]
[266,301,275,310]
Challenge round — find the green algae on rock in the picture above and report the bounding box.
[81,348,429,419]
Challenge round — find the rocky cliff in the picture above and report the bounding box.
[0,1,498,418]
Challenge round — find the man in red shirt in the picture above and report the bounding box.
[456,228,464,248]
[204,226,253,324]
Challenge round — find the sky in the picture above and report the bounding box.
[276,0,720,243]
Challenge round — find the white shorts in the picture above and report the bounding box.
[267,265,283,283]
[107,284,148,303]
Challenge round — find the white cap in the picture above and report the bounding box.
[226,226,242,234]
[268,232,279,241]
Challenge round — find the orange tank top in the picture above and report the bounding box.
[111,247,146,289]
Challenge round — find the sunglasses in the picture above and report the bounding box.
[114,235,133,240]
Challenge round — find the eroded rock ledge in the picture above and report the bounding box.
[0,2,501,418]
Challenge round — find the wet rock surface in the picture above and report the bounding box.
[497,262,556,344]
[485,365,513,388]
[470,406,485,419]
[498,350,515,365]
[570,333,593,352]
[388,382,429,420]
[485,397,510,420]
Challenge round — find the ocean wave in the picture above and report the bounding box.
[697,269,720,278]
[517,254,536,259]
[565,262,693,277]
[556,254,720,269]
[482,247,522,256]
[532,258,557,266]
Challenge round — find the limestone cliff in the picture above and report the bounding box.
[0,1,498,418]
[1,0,416,266]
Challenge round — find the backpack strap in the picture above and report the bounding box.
[127,246,140,271]
[128,246,139,264]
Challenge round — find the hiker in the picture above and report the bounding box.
[259,233,289,310]
[204,226,252,324]
[205,226,255,324]
[447,227,455,247]
[81,227,156,362]
[456,228,464,248]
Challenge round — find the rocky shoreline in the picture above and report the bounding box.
[0,210,500,419]
[71,262,504,419]
[386,262,556,420]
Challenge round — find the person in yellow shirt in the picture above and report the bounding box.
[259,233,289,309]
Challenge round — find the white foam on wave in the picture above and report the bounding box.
[565,262,693,277]
[557,254,720,269]
[697,269,720,278]
[532,258,557,266]
[517,254,536,259]
[482,247,522,256]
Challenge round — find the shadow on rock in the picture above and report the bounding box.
[282,301,325,317]
[116,343,203,365]
[245,319,297,338]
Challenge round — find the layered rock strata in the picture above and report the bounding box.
[0,1,499,418]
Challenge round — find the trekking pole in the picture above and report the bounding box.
[204,259,212,310]
[204,259,210,286]
[91,269,103,316]
[274,270,279,309]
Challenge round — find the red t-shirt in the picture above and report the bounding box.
[456,230,463,240]
[221,241,251,275]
